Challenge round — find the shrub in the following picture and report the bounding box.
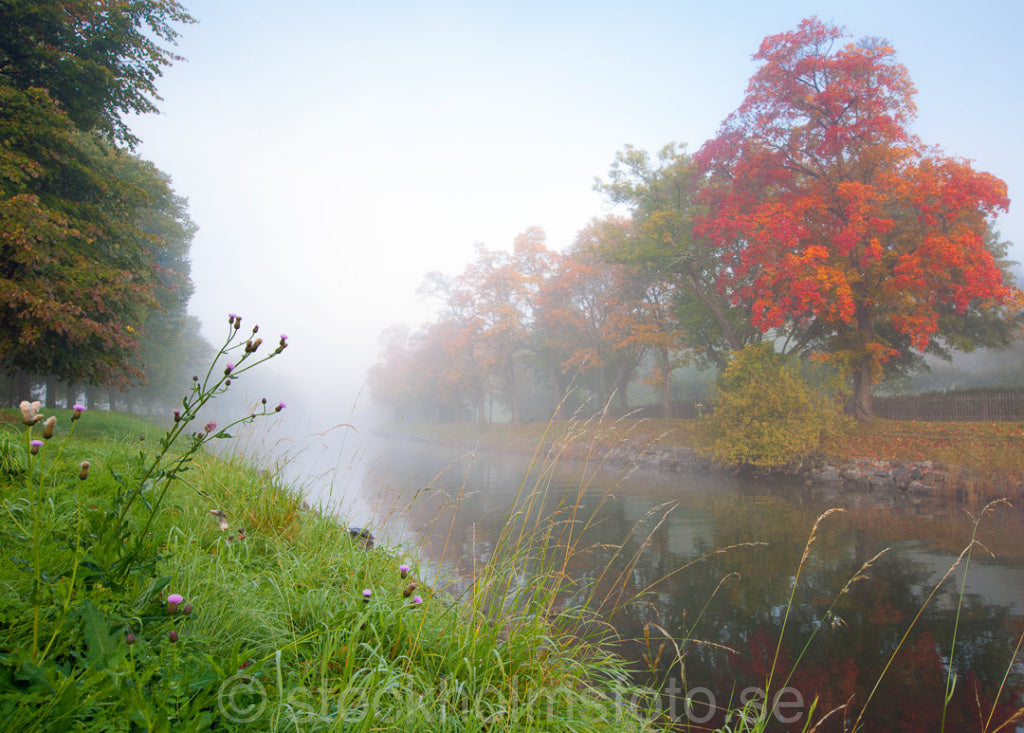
[696,344,847,469]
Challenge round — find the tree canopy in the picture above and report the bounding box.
[0,0,201,402]
[696,17,1021,420]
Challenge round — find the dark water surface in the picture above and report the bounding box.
[347,438,1024,731]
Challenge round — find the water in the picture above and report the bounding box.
[327,436,1024,731]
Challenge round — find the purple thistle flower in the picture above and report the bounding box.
[362,588,372,602]
[275,402,285,412]
[167,593,184,613]
[399,564,410,579]
[411,595,423,605]
[204,421,217,434]
[29,439,43,455]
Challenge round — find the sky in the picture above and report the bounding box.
[128,0,1024,434]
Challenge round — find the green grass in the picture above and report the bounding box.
[0,408,660,732]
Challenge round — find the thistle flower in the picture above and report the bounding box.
[167,593,184,613]
[399,564,410,579]
[362,588,372,602]
[275,402,285,412]
[411,595,423,605]
[275,335,288,353]
[224,363,234,376]
[19,400,43,426]
[403,582,418,598]
[182,603,193,616]
[173,409,181,423]
[79,461,90,480]
[204,421,217,434]
[71,404,85,421]
[29,439,43,455]
[125,632,136,645]
[42,415,57,439]
[209,509,229,531]
[168,630,179,643]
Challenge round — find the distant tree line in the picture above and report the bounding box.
[368,18,1023,424]
[0,1,211,413]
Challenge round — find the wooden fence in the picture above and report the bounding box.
[872,392,1024,422]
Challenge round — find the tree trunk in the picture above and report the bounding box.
[15,371,32,403]
[850,359,874,422]
[659,346,672,419]
[548,358,564,420]
[45,375,58,408]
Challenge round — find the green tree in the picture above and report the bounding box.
[596,143,757,373]
[0,0,195,147]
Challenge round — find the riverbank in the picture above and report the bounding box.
[0,409,659,732]
[380,417,1024,505]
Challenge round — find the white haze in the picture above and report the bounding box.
[127,0,1024,509]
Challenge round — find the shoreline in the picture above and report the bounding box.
[376,420,1024,508]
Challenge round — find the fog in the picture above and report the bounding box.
[125,0,1024,503]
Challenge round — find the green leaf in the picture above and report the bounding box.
[80,598,120,669]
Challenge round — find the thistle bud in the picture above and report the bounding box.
[403,582,418,598]
[79,461,90,480]
[42,415,57,439]
[168,630,179,643]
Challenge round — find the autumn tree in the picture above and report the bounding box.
[697,17,1020,420]
[0,0,196,396]
[536,218,647,414]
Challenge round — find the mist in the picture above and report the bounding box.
[118,0,1024,507]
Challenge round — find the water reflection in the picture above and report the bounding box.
[359,438,1024,732]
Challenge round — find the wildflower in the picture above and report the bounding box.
[71,404,85,421]
[275,335,288,353]
[19,400,43,426]
[29,439,43,455]
[228,313,238,323]
[167,593,184,613]
[173,409,181,423]
[224,363,234,375]
[79,461,90,480]
[399,564,410,579]
[362,589,372,602]
[275,402,285,412]
[411,595,423,605]
[245,337,263,353]
[403,582,417,598]
[42,415,57,439]
[168,630,179,643]
[125,632,136,645]
[204,421,217,434]
[209,509,229,531]
[233,316,242,330]
[182,603,193,616]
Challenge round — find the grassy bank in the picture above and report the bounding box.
[383,416,1024,497]
[0,406,663,732]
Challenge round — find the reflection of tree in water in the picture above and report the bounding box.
[361,444,1023,731]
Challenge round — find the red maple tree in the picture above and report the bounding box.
[697,17,1020,420]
